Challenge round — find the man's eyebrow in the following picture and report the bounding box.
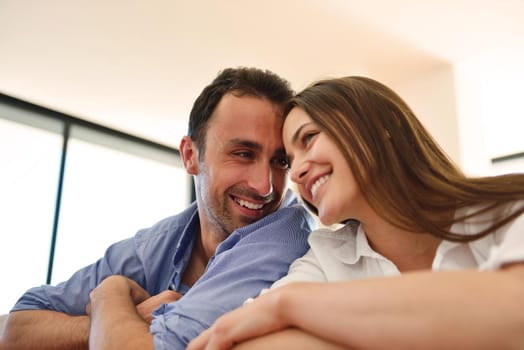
[227,139,262,151]
[275,147,287,157]
[228,138,286,156]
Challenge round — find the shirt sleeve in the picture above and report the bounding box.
[150,205,312,350]
[243,248,327,304]
[270,247,328,289]
[482,202,524,270]
[11,236,144,315]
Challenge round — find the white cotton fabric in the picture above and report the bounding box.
[270,200,524,289]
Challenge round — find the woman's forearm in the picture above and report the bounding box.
[282,267,524,349]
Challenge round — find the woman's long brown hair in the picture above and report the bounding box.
[289,76,524,242]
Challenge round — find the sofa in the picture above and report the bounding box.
[0,314,7,335]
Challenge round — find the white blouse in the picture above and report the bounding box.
[270,201,524,289]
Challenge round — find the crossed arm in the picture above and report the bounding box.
[87,276,160,350]
[188,263,524,350]
[1,310,90,350]
[0,276,180,349]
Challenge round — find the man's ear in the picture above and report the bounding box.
[179,136,199,175]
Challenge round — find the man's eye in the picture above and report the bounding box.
[233,151,253,159]
[272,157,290,170]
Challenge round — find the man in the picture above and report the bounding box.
[1,67,314,349]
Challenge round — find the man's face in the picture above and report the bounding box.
[192,93,289,238]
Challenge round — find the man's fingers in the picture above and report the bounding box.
[158,290,183,302]
[125,278,151,304]
[136,290,183,323]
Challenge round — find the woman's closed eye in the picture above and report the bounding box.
[301,131,319,147]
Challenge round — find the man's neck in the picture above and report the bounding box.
[181,228,223,287]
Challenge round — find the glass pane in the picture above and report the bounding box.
[491,156,524,175]
[0,118,63,314]
[52,130,189,284]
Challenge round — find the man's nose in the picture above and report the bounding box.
[248,162,273,197]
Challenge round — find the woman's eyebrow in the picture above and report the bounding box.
[291,122,314,144]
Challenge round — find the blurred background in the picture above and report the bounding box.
[1,0,523,314]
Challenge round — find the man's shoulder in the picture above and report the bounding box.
[271,189,315,229]
[280,188,301,207]
[134,202,198,245]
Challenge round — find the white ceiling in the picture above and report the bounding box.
[1,0,523,148]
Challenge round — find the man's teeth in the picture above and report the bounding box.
[236,199,264,210]
[311,175,329,198]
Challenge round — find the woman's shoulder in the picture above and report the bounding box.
[458,199,524,224]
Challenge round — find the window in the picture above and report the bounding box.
[0,94,189,314]
[0,117,62,315]
[51,127,189,283]
[491,152,524,175]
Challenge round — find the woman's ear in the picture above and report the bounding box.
[179,136,199,175]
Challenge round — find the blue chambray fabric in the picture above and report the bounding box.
[12,189,314,349]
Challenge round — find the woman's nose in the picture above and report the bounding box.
[290,158,308,184]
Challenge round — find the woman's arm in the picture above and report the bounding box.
[232,328,347,350]
[188,264,524,350]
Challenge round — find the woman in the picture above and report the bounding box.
[188,76,524,350]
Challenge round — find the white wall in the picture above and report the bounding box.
[0,1,522,175]
[454,53,524,176]
[393,65,460,166]
[393,57,524,177]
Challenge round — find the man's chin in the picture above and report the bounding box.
[231,214,262,229]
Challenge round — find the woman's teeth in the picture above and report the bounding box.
[311,175,329,198]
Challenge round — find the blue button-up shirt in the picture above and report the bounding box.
[12,190,314,349]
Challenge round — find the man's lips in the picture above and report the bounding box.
[231,195,272,211]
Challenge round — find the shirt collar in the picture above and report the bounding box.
[170,203,200,292]
[331,221,366,264]
[331,221,398,265]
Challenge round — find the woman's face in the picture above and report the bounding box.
[283,107,366,225]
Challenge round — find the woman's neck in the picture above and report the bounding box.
[361,216,442,273]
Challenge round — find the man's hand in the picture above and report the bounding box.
[136,290,182,324]
[86,276,182,324]
[86,275,149,315]
[87,275,155,350]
